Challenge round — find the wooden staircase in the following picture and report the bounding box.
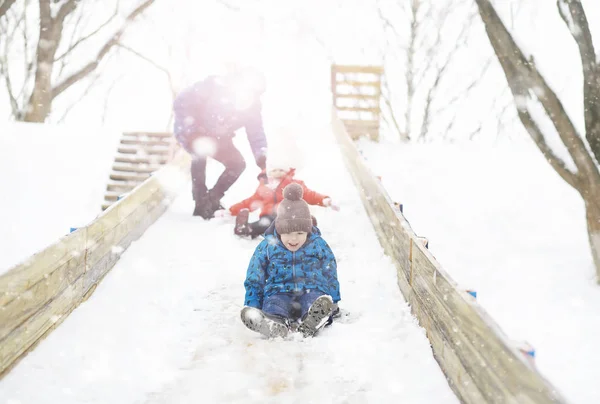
[331,64,383,141]
[102,132,178,210]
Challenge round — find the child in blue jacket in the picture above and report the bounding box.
[241,183,341,338]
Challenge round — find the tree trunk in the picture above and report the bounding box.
[583,192,600,282]
[23,0,59,122]
[23,46,56,122]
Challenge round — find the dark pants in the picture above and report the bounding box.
[249,215,275,238]
[262,290,325,321]
[185,135,246,201]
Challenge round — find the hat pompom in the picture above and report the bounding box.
[283,183,303,201]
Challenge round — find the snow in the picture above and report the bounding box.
[358,137,600,404]
[0,118,457,404]
[0,122,120,274]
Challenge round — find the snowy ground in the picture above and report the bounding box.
[359,138,600,404]
[0,123,457,404]
[0,122,120,274]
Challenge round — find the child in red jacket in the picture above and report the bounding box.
[216,163,339,238]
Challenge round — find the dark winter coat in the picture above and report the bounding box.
[173,75,267,162]
[244,225,341,309]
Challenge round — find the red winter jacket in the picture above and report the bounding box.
[229,169,328,217]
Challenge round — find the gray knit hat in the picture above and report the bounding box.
[275,183,313,234]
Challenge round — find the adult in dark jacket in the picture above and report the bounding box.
[173,67,268,219]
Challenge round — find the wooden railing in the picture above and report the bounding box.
[0,150,189,378]
[330,109,566,404]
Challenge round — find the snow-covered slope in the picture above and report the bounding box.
[0,119,457,404]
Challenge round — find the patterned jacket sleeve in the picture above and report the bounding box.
[244,240,269,308]
[319,239,341,303]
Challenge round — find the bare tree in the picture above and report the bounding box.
[378,0,492,142]
[0,0,156,123]
[475,0,600,280]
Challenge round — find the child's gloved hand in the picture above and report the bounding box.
[323,198,340,211]
[214,209,231,218]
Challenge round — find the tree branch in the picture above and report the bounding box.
[0,0,16,19]
[51,0,155,100]
[1,62,21,118]
[54,2,119,62]
[117,43,177,99]
[381,77,407,141]
[557,0,595,73]
[475,0,597,176]
[517,105,580,189]
[57,72,102,123]
[557,0,600,163]
[376,2,402,39]
[54,0,78,26]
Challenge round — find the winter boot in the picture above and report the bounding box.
[298,295,334,338]
[193,194,216,219]
[241,307,289,339]
[203,189,224,219]
[234,208,250,236]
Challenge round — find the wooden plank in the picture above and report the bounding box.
[106,181,139,192]
[120,138,172,147]
[334,93,380,100]
[329,109,566,403]
[334,80,381,87]
[407,287,487,403]
[332,64,384,74]
[85,189,166,287]
[104,192,122,201]
[84,196,167,294]
[0,253,84,341]
[114,155,168,165]
[0,230,86,307]
[117,146,170,155]
[0,276,85,376]
[343,119,380,128]
[336,106,380,113]
[0,230,86,342]
[123,132,172,139]
[112,164,161,174]
[109,172,151,182]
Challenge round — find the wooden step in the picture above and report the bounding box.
[120,137,172,147]
[104,191,125,202]
[123,132,172,139]
[109,172,151,182]
[114,155,168,165]
[117,146,170,155]
[106,181,139,192]
[112,163,161,174]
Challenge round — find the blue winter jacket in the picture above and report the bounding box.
[172,75,267,162]
[244,226,341,308]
